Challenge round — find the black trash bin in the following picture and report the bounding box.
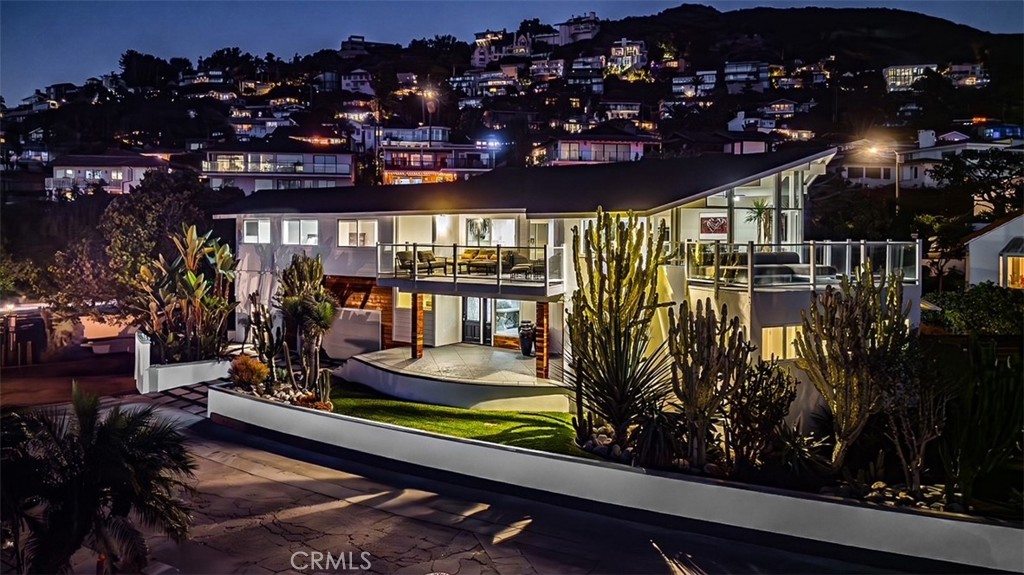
[518,320,535,357]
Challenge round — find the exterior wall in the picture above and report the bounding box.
[966,215,1024,285]
[323,276,398,349]
[204,151,355,194]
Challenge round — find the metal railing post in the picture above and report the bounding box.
[809,240,817,288]
[452,243,459,284]
[885,239,892,279]
[544,244,550,284]
[845,239,852,277]
[746,240,754,298]
[496,245,503,289]
[375,242,381,278]
[412,242,418,281]
[859,239,867,269]
[713,240,721,294]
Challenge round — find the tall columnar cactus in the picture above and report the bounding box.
[274,254,339,392]
[247,291,284,382]
[667,298,752,468]
[725,357,798,476]
[793,261,912,473]
[563,208,674,448]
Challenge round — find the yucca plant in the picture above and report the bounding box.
[0,385,196,574]
[562,208,674,449]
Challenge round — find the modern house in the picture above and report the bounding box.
[215,148,921,408]
[606,38,648,76]
[341,69,374,96]
[963,214,1024,289]
[201,140,355,194]
[380,141,500,185]
[45,151,168,198]
[723,61,772,94]
[882,64,938,92]
[534,123,659,166]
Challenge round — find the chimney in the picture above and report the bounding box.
[917,129,936,149]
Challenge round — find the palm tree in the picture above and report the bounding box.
[744,198,773,245]
[1,385,196,574]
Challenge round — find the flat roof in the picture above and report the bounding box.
[215,147,834,219]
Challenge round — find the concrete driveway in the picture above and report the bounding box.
[139,417,906,575]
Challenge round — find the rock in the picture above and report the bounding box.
[610,444,623,459]
[593,445,609,457]
[897,492,916,505]
[883,501,897,507]
[946,503,966,514]
[596,434,613,447]
[915,501,929,508]
[929,502,945,511]
[582,440,595,451]
[703,463,724,477]
[837,485,854,498]
[870,481,887,490]
[864,491,885,502]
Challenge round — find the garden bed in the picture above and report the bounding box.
[207,383,1023,573]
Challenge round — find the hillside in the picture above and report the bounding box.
[599,4,1022,73]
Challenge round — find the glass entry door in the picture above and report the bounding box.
[461,297,492,345]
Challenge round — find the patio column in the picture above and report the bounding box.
[535,301,549,378]
[411,293,424,359]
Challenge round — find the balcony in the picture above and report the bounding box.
[201,161,350,175]
[376,243,565,300]
[382,157,494,171]
[552,151,635,163]
[678,240,921,293]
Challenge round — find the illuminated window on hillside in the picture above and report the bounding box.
[242,219,271,244]
[338,220,378,247]
[761,325,802,360]
[283,219,318,245]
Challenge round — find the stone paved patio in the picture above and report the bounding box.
[354,344,564,387]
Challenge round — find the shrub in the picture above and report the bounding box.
[923,282,1024,336]
[230,355,270,393]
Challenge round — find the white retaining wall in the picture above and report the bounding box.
[208,386,1023,573]
[340,357,570,411]
[134,333,231,393]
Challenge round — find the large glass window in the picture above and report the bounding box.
[761,325,802,360]
[283,219,318,245]
[338,219,378,247]
[396,291,432,310]
[242,219,271,244]
[494,299,521,337]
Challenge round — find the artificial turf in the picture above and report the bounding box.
[329,379,584,457]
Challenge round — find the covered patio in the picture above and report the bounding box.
[338,344,568,412]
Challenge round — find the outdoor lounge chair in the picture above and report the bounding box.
[395,251,431,276]
[417,250,449,274]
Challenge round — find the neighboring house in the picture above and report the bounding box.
[536,123,659,165]
[202,140,355,194]
[228,107,295,140]
[963,214,1024,289]
[757,99,816,120]
[214,147,920,394]
[723,61,772,94]
[46,151,168,198]
[944,63,989,89]
[601,101,641,121]
[380,141,499,185]
[882,64,937,92]
[566,56,605,95]
[556,12,599,44]
[606,38,647,76]
[341,69,374,96]
[838,133,1016,189]
[530,59,565,82]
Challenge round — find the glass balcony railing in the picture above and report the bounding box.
[680,240,921,291]
[376,243,565,291]
[553,152,635,162]
[201,161,350,175]
[382,158,494,170]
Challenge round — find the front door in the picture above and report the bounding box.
[461,297,492,345]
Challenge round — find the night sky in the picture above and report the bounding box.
[2,0,1022,102]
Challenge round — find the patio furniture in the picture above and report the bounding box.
[417,250,448,275]
[468,249,500,274]
[456,248,480,274]
[395,251,431,276]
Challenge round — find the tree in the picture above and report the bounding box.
[118,50,172,88]
[744,198,773,244]
[794,262,913,473]
[562,209,674,449]
[1,385,195,574]
[913,213,972,292]
[923,281,1024,335]
[99,171,209,302]
[928,149,1023,220]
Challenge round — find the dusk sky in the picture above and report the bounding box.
[2,0,1022,102]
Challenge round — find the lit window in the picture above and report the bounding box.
[396,291,432,310]
[242,219,271,244]
[110,170,124,180]
[337,219,378,247]
[283,219,318,245]
[64,169,74,178]
[761,325,803,360]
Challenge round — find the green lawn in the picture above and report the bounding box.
[329,379,584,457]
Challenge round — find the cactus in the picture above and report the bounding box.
[667,298,753,468]
[793,261,912,473]
[247,292,284,382]
[315,368,333,404]
[724,357,798,476]
[562,208,674,449]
